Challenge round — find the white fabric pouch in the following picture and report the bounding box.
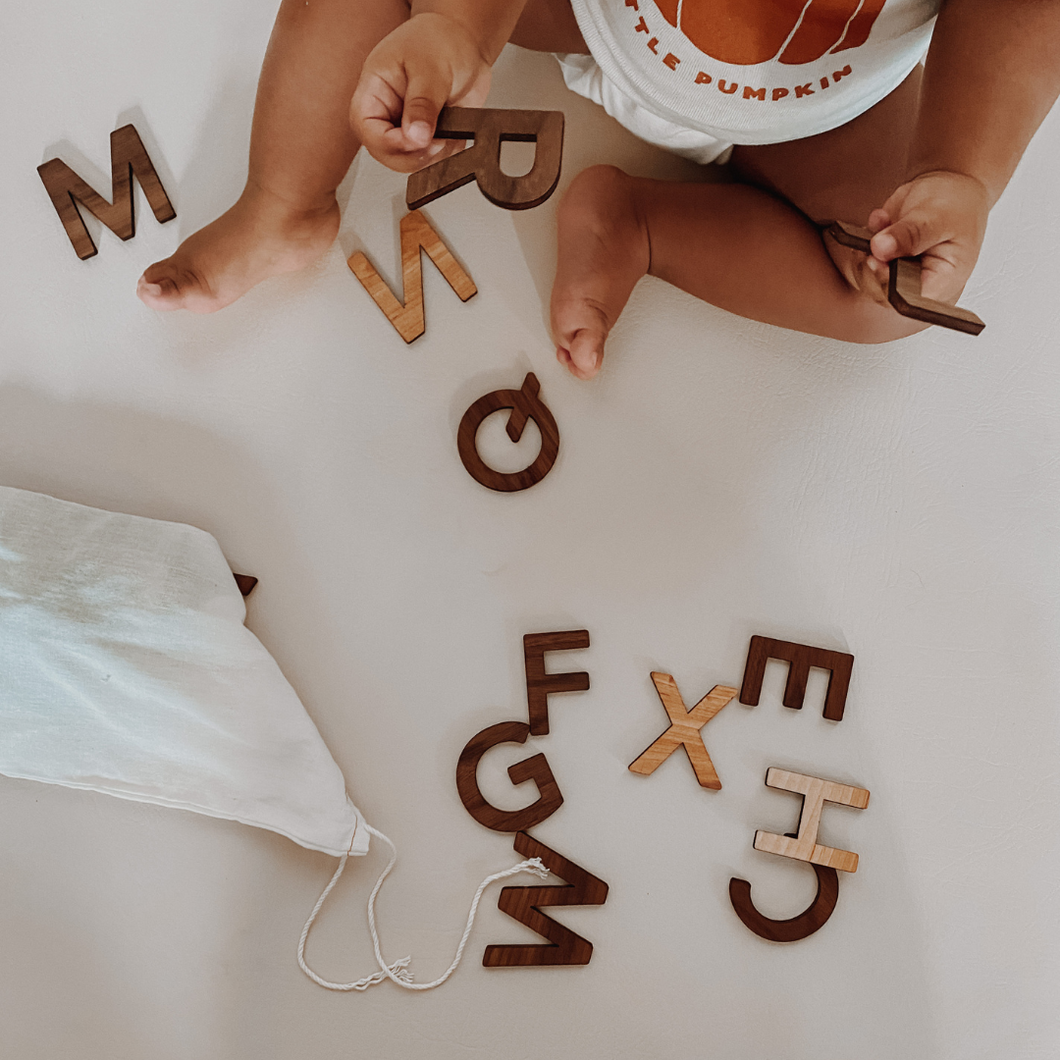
[0,485,368,857]
[0,485,544,991]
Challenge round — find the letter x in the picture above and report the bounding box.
[628,674,737,789]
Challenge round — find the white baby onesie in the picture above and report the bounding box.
[561,0,938,162]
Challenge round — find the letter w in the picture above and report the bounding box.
[347,210,477,344]
[37,124,176,260]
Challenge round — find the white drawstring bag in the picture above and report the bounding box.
[0,485,545,991]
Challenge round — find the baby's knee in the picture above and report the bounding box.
[559,165,642,228]
[556,166,640,247]
[562,164,633,207]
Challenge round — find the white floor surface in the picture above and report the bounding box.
[2,3,1059,1058]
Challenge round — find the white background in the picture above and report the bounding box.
[2,2,1058,1057]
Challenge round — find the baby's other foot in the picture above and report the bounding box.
[551,165,650,380]
[137,183,340,313]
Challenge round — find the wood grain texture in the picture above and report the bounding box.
[406,107,564,211]
[753,767,870,873]
[456,721,563,832]
[628,674,737,789]
[523,629,591,736]
[37,124,176,259]
[729,862,840,942]
[232,573,258,597]
[482,831,609,967]
[887,257,985,334]
[826,220,985,335]
[457,373,560,492]
[739,635,854,721]
[347,209,476,343]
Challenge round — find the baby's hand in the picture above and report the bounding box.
[864,170,990,304]
[351,13,493,173]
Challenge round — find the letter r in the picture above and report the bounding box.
[406,107,564,211]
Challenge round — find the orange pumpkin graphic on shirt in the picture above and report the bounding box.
[652,0,887,65]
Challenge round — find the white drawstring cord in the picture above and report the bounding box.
[297,851,413,990]
[298,823,549,992]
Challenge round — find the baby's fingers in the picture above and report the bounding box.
[850,252,891,308]
[869,208,946,264]
[401,67,447,151]
[351,74,400,142]
[352,72,447,171]
[865,174,990,304]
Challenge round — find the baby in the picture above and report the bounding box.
[137,0,1060,379]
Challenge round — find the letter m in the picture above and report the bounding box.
[37,124,176,260]
[739,635,854,721]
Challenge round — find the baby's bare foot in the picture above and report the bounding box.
[551,165,651,380]
[137,183,340,313]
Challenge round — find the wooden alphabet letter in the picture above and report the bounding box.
[347,209,476,343]
[826,220,985,335]
[456,721,563,832]
[729,862,840,942]
[523,629,590,736]
[628,674,736,789]
[739,635,854,721]
[232,573,258,597]
[406,107,564,211]
[37,124,176,260]
[888,256,987,334]
[482,831,609,967]
[753,768,870,873]
[457,373,560,492]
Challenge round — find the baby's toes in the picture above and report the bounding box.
[136,270,180,310]
[137,260,213,312]
[551,297,610,380]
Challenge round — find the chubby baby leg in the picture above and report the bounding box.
[139,0,410,312]
[140,0,586,314]
[551,166,651,380]
[552,69,930,375]
[551,166,924,378]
